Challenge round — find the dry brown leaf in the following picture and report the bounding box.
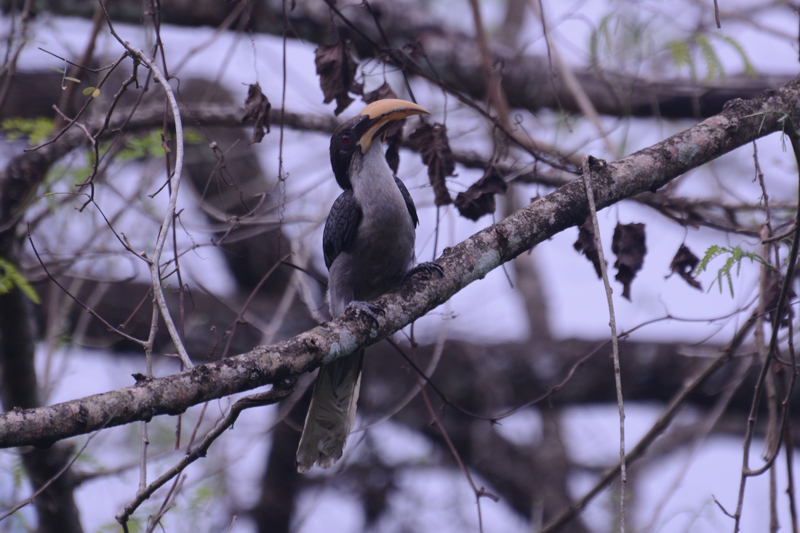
[241,83,271,145]
[454,166,507,220]
[315,41,363,116]
[409,122,454,206]
[573,218,603,279]
[667,244,702,291]
[763,271,796,328]
[612,222,647,301]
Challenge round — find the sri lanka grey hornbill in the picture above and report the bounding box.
[296,99,437,473]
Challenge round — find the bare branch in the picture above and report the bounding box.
[99,0,193,368]
[583,156,626,531]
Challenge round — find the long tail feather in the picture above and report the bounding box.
[296,350,364,473]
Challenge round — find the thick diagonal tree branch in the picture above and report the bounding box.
[1,78,799,449]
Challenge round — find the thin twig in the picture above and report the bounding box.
[732,134,800,532]
[99,0,193,368]
[410,348,495,533]
[583,156,626,531]
[221,254,291,358]
[259,243,316,345]
[115,384,294,526]
[172,1,247,73]
[643,355,752,531]
[52,105,95,145]
[782,286,799,532]
[762,223,796,244]
[27,228,147,347]
[25,49,127,153]
[541,312,757,533]
[0,0,33,114]
[468,0,510,129]
[356,309,449,432]
[0,423,109,521]
[528,0,619,159]
[320,0,576,173]
[138,420,149,492]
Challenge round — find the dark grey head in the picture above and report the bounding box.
[328,99,431,190]
[330,114,371,190]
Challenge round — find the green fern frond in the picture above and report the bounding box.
[696,34,725,82]
[721,35,756,78]
[694,244,725,274]
[589,14,615,66]
[695,245,768,297]
[667,40,691,70]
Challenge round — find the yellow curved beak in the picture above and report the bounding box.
[357,99,430,153]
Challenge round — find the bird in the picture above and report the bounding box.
[296,98,438,473]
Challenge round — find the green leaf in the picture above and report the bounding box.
[64,76,81,84]
[696,34,725,82]
[695,244,768,297]
[721,35,757,78]
[667,40,691,69]
[184,128,203,144]
[0,258,40,305]
[82,86,95,96]
[1,117,55,144]
[590,14,614,65]
[49,66,65,74]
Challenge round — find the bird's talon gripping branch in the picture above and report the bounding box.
[407,261,444,279]
[345,300,384,328]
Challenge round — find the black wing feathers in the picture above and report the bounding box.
[323,179,417,270]
[323,190,362,270]
[395,177,419,227]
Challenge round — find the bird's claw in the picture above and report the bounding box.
[407,261,444,279]
[345,301,384,328]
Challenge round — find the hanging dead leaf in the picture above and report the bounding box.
[763,271,796,328]
[409,122,454,206]
[362,82,397,104]
[454,166,508,220]
[573,219,603,279]
[363,83,404,172]
[315,41,363,116]
[667,244,702,291]
[241,83,271,145]
[612,223,647,301]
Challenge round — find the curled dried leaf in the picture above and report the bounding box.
[667,244,702,291]
[315,41,363,116]
[409,122,454,206]
[763,271,796,328]
[612,222,647,301]
[454,166,508,220]
[573,219,603,278]
[241,83,271,145]
[362,82,397,104]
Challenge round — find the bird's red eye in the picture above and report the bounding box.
[341,133,352,145]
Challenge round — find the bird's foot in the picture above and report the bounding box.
[407,261,444,279]
[345,301,384,328]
